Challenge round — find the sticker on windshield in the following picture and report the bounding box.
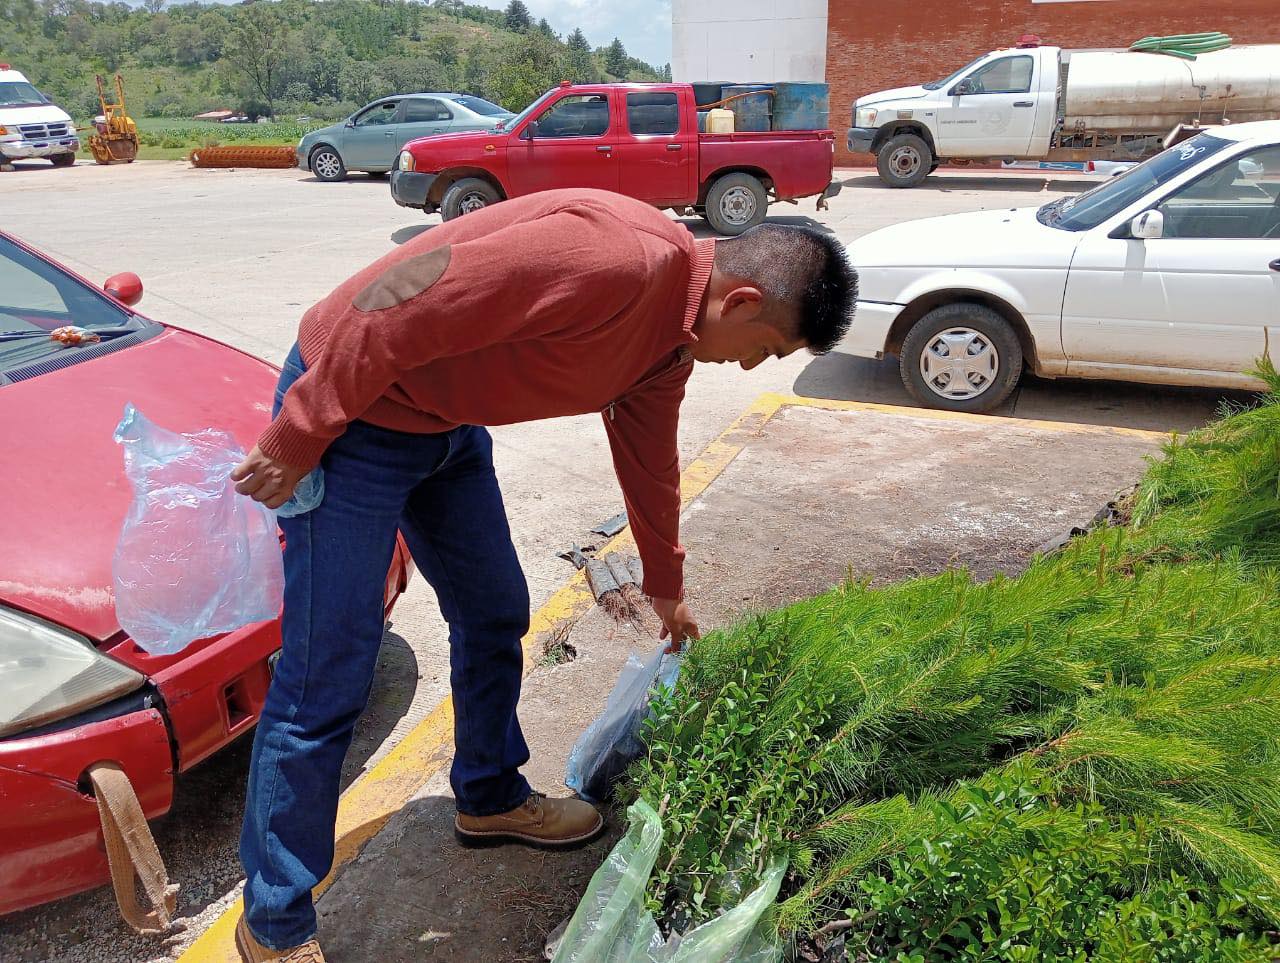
[1179,144,1206,162]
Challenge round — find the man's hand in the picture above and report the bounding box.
[651,597,700,654]
[231,445,308,510]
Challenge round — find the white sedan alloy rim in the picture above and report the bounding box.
[919,326,1000,401]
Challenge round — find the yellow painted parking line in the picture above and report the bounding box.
[180,388,1163,960]
[764,393,1172,442]
[176,396,776,962]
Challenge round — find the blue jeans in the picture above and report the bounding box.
[240,344,532,949]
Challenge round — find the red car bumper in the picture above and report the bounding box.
[0,538,411,917]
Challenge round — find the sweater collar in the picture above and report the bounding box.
[681,238,717,340]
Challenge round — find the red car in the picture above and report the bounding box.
[389,81,840,236]
[0,231,411,916]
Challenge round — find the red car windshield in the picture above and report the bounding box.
[0,237,148,374]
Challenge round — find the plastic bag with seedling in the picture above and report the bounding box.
[551,800,785,963]
[566,643,681,804]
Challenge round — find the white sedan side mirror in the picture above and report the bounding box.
[1130,210,1165,240]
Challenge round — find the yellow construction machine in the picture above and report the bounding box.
[88,74,139,165]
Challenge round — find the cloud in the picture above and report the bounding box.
[479,0,672,68]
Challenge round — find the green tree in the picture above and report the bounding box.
[565,27,595,84]
[0,0,38,28]
[425,33,459,67]
[659,62,672,82]
[604,36,627,76]
[536,17,555,40]
[337,58,386,105]
[502,0,531,32]
[168,22,208,67]
[224,3,291,117]
[486,31,564,110]
[92,24,129,70]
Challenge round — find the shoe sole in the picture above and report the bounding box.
[453,814,605,851]
[234,922,258,963]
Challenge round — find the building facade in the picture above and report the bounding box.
[674,0,1280,164]
[672,0,828,84]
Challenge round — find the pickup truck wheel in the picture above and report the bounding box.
[705,173,768,236]
[50,153,76,167]
[441,177,500,221]
[900,304,1022,413]
[877,133,932,188]
[310,146,346,182]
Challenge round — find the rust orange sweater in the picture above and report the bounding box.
[257,189,716,600]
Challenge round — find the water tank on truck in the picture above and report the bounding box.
[1063,45,1280,132]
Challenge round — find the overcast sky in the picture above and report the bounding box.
[477,0,673,68]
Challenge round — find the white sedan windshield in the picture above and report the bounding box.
[1039,133,1233,232]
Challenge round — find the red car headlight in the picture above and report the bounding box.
[0,607,146,738]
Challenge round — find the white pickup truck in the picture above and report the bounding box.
[847,42,1280,188]
[0,65,79,168]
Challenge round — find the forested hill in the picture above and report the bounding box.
[0,0,670,121]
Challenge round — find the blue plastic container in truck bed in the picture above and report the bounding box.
[772,82,830,131]
[722,84,773,132]
[691,83,730,108]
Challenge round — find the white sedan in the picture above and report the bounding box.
[841,120,1280,412]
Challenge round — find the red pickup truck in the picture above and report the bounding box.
[389,82,840,236]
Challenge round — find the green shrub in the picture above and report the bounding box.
[848,772,1277,962]
[625,365,1280,951]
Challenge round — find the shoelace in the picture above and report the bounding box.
[282,942,325,963]
[522,792,547,825]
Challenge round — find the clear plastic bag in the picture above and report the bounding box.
[112,404,283,655]
[566,644,681,804]
[551,799,785,963]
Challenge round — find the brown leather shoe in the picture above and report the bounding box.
[235,916,326,963]
[455,792,604,849]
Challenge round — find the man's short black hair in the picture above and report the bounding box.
[714,224,858,353]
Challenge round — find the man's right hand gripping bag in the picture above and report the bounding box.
[112,404,283,656]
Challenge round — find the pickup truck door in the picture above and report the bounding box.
[396,97,455,152]
[507,90,620,195]
[936,53,1039,158]
[343,99,402,170]
[616,90,694,206]
[1062,145,1280,373]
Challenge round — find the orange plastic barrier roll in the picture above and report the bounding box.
[189,145,297,169]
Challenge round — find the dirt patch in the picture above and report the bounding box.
[679,406,1160,623]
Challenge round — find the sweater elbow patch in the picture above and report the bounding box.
[352,245,453,312]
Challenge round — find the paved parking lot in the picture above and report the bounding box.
[0,158,1249,962]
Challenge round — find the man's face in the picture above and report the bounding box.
[690,285,807,369]
[689,322,806,369]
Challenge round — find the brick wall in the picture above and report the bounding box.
[827,0,1280,164]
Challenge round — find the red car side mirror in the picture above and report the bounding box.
[104,272,144,307]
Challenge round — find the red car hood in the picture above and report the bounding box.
[0,329,278,643]
[406,128,501,158]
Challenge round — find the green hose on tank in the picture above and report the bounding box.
[1129,32,1232,60]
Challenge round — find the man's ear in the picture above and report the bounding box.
[721,285,765,323]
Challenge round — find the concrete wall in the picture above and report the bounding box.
[827,0,1280,163]
[672,0,828,83]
